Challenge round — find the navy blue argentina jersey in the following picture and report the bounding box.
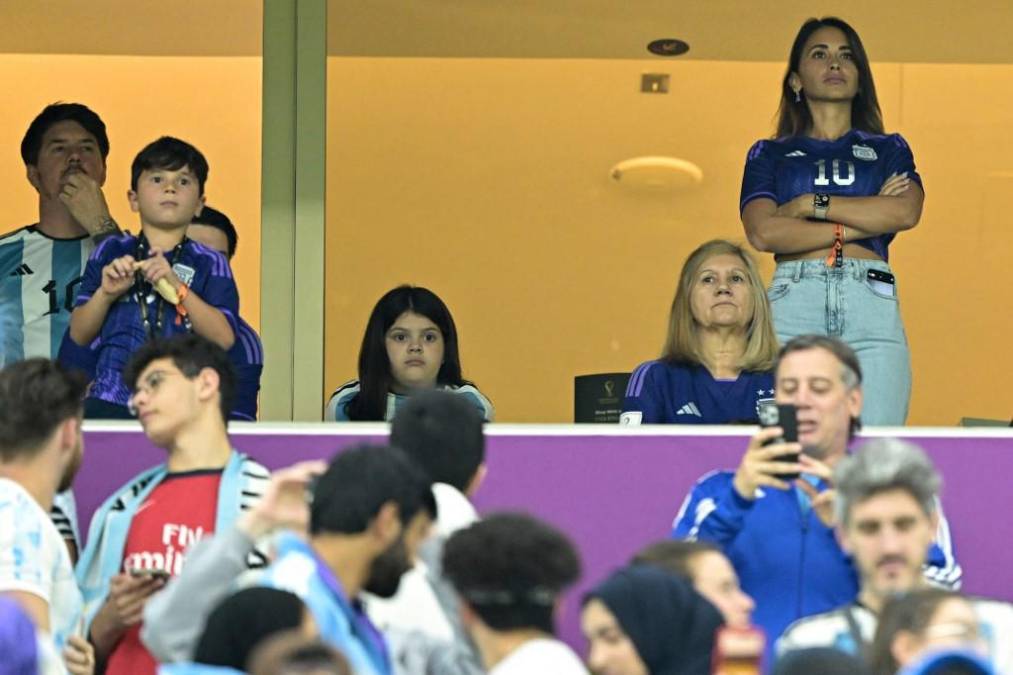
[229,317,263,421]
[0,225,93,365]
[620,360,775,425]
[75,233,240,406]
[739,130,922,262]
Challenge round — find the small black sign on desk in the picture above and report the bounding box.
[574,373,631,424]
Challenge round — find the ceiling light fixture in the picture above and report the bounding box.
[647,39,689,57]
[609,156,703,191]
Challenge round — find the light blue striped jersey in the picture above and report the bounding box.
[326,380,495,422]
[0,225,93,366]
[0,478,83,655]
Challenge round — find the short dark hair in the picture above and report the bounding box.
[123,334,236,424]
[389,390,485,492]
[442,512,581,634]
[192,205,238,259]
[310,445,434,535]
[631,539,722,583]
[348,285,472,421]
[131,136,209,194]
[194,587,306,670]
[21,102,109,166]
[0,359,88,461]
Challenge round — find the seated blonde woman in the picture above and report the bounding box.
[621,240,778,425]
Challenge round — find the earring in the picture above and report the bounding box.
[794,89,802,103]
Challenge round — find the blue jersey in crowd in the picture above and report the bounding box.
[75,233,239,406]
[621,360,774,425]
[228,318,263,421]
[739,129,922,262]
[0,225,93,365]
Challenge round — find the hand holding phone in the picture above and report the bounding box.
[732,413,803,499]
[759,403,800,481]
[127,566,170,580]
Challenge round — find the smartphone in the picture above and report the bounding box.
[711,626,765,675]
[758,403,799,481]
[128,567,170,580]
[867,269,896,296]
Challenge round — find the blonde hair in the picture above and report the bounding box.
[662,240,778,372]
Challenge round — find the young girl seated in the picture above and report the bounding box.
[326,285,493,422]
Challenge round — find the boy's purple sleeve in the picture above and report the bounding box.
[195,249,240,334]
[75,237,122,306]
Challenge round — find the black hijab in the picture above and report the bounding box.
[585,564,722,675]
[194,586,308,670]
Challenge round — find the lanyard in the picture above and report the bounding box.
[311,551,391,674]
[133,235,190,340]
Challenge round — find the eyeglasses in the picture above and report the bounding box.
[127,369,178,417]
[924,620,981,642]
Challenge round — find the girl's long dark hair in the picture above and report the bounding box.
[347,285,467,421]
[775,17,884,139]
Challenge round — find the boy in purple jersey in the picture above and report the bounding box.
[69,137,239,418]
[186,206,263,421]
[739,18,923,426]
[621,240,778,425]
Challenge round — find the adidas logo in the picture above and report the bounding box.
[785,150,807,157]
[676,402,702,417]
[8,263,33,277]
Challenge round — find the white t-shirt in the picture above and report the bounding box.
[0,478,83,655]
[489,638,588,675]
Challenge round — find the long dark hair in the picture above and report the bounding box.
[775,17,884,138]
[347,285,468,421]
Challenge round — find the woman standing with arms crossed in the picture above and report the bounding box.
[740,17,923,425]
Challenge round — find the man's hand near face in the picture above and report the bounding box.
[796,454,836,528]
[732,426,804,499]
[58,170,119,239]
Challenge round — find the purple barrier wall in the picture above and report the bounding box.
[76,423,1013,653]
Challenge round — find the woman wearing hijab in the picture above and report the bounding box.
[581,565,723,675]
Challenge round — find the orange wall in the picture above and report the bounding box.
[0,55,262,328]
[325,57,1013,424]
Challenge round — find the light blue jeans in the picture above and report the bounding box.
[767,259,911,426]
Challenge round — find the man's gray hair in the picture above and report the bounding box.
[776,335,862,390]
[834,438,941,525]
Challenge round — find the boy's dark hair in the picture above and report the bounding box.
[124,334,236,424]
[310,445,435,535]
[21,102,109,166]
[192,206,238,259]
[131,136,209,194]
[631,539,722,583]
[389,390,485,493]
[0,359,88,461]
[442,512,581,635]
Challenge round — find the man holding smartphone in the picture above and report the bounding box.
[76,335,269,675]
[671,335,960,659]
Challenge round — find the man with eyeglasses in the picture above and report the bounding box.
[75,333,269,675]
[777,438,1013,672]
